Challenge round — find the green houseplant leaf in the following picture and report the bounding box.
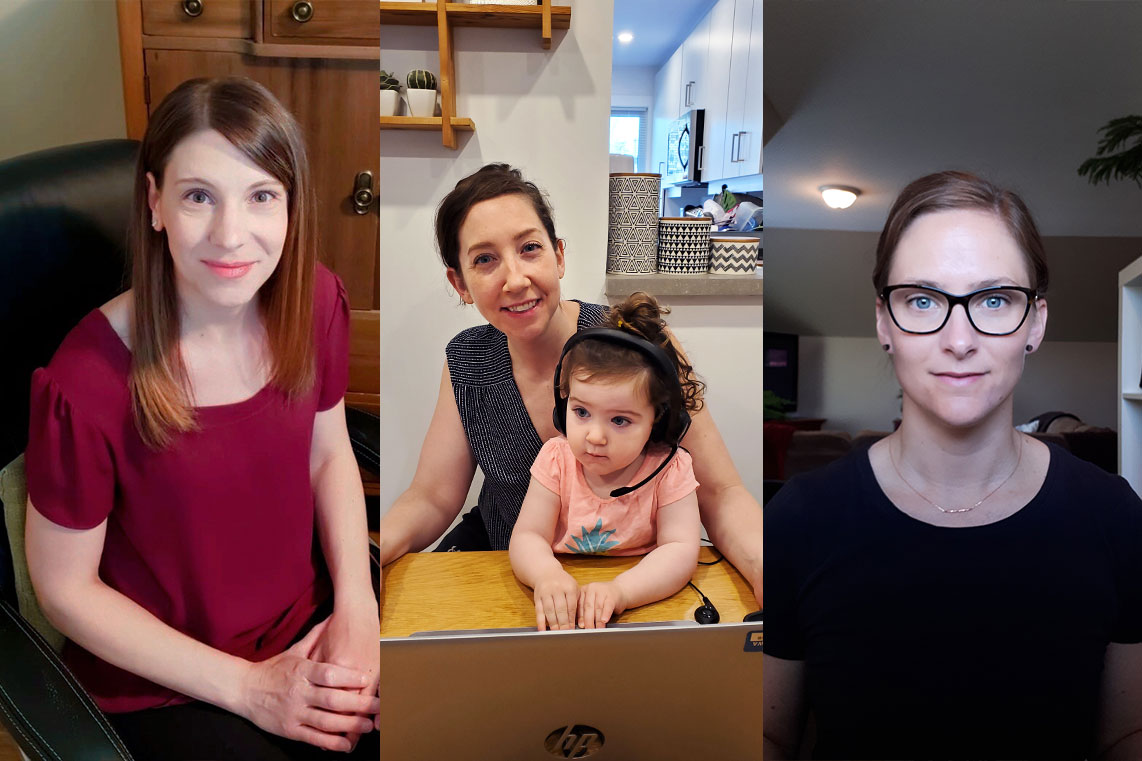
[1078,115,1142,188]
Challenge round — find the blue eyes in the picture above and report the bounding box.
[182,189,279,205]
[909,296,935,310]
[571,407,631,427]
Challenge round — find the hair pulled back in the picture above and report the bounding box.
[873,171,1049,297]
[435,163,559,272]
[559,293,705,442]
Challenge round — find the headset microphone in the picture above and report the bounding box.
[609,444,682,498]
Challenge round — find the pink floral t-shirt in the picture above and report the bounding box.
[530,436,699,556]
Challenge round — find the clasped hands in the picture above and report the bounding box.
[239,602,380,753]
[532,568,626,631]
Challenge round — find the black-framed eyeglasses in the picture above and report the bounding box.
[880,284,1038,336]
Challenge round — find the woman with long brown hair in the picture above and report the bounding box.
[23,78,378,759]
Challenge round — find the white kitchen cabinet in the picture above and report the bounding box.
[721,0,760,180]
[651,46,684,181]
[651,0,762,185]
[702,0,737,181]
[728,0,763,177]
[680,12,711,112]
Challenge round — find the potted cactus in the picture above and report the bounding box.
[380,70,401,117]
[405,69,438,117]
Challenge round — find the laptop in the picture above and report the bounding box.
[379,621,763,760]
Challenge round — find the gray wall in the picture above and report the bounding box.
[0,0,125,161]
[764,228,1142,342]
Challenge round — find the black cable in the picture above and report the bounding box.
[697,543,724,566]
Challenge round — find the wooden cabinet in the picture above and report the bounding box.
[141,0,254,38]
[116,0,380,418]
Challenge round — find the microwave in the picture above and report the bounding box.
[665,109,705,186]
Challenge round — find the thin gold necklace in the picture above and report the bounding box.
[889,434,1024,514]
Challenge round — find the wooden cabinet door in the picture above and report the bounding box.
[144,50,379,309]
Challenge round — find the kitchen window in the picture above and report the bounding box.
[609,107,648,172]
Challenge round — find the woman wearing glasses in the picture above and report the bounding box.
[763,171,1142,760]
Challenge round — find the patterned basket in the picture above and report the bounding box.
[709,236,759,274]
[606,173,661,274]
[657,217,711,274]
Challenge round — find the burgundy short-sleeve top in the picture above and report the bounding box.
[25,264,350,714]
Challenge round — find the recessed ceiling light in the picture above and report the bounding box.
[819,185,861,209]
[617,31,634,44]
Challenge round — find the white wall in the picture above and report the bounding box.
[0,0,125,161]
[796,337,1118,434]
[379,0,615,523]
[379,1,764,535]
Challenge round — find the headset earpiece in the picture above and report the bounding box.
[552,327,689,447]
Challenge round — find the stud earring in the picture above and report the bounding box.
[882,344,890,351]
[151,214,159,230]
[1025,345,1033,352]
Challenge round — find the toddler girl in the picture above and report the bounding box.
[509,293,703,631]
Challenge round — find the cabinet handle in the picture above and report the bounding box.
[181,0,203,17]
[730,132,740,162]
[685,81,695,107]
[738,131,750,163]
[353,171,374,215]
[291,1,314,23]
[698,145,704,172]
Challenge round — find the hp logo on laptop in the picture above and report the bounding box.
[544,725,605,758]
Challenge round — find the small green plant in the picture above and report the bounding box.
[1078,115,1142,188]
[379,70,401,92]
[406,69,438,91]
[764,390,794,422]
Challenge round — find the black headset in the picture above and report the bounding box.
[552,327,692,497]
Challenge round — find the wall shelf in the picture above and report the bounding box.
[605,269,763,299]
[380,116,476,131]
[380,1,569,147]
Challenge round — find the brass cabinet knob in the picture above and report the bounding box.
[352,171,374,215]
[182,0,203,17]
[291,1,314,23]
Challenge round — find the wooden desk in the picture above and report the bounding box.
[381,546,754,637]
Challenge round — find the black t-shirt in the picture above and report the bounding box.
[764,443,1142,760]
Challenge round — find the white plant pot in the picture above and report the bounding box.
[379,89,401,117]
[406,88,437,118]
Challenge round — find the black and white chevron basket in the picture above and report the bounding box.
[606,173,661,274]
[709,236,760,274]
[657,217,711,274]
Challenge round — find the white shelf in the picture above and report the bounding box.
[1118,252,1142,492]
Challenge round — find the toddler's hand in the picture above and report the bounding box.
[533,569,580,631]
[578,581,628,629]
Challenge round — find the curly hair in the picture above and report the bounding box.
[558,292,705,442]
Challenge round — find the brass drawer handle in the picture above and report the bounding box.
[291,1,314,23]
[182,0,203,17]
[353,171,374,215]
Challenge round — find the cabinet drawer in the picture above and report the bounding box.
[141,0,253,39]
[269,0,380,41]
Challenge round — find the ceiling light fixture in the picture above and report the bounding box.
[819,185,861,209]
[617,31,634,44]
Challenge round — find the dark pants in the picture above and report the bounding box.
[106,601,379,761]
[108,701,380,761]
[432,508,492,552]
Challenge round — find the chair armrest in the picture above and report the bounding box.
[345,407,379,476]
[0,600,134,761]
